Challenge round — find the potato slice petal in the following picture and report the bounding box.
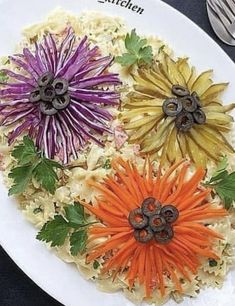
[166,55,186,86]
[159,123,175,165]
[141,117,174,153]
[214,128,235,154]
[206,123,231,132]
[133,74,161,92]
[187,66,197,91]
[201,83,228,100]
[203,105,226,113]
[150,68,172,88]
[206,112,234,125]
[158,63,172,85]
[191,70,213,96]
[202,100,223,107]
[122,106,163,120]
[177,133,187,158]
[202,103,235,113]
[126,98,163,108]
[186,135,207,168]
[224,103,235,112]
[128,91,155,101]
[124,115,158,130]
[134,85,166,98]
[196,125,234,153]
[129,116,163,142]
[177,58,191,84]
[189,128,220,161]
[138,69,172,95]
[166,127,181,163]
[141,131,165,154]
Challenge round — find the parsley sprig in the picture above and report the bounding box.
[103,158,111,170]
[0,70,8,82]
[37,202,95,256]
[115,29,153,67]
[9,136,63,195]
[205,156,235,210]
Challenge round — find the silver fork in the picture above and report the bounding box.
[207,0,235,38]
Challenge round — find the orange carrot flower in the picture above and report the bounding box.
[82,159,227,298]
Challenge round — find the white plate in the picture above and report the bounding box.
[0,0,235,305]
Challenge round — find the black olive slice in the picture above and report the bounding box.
[160,205,179,223]
[149,214,166,232]
[52,78,69,96]
[181,95,197,112]
[40,85,56,102]
[142,197,162,217]
[155,224,174,244]
[38,72,54,87]
[128,208,148,230]
[191,91,202,108]
[29,87,41,103]
[163,98,183,117]
[52,94,70,110]
[193,109,206,125]
[175,111,194,132]
[172,85,190,97]
[134,226,154,243]
[40,102,58,116]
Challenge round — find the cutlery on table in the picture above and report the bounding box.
[207,0,235,45]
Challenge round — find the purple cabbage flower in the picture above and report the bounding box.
[0,27,121,164]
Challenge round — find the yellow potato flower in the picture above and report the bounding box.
[121,53,235,167]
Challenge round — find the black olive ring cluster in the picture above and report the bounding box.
[128,197,179,244]
[29,72,70,115]
[162,85,206,132]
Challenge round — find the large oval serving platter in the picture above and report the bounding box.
[0,0,234,305]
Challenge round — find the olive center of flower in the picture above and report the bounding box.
[128,197,179,244]
[29,72,70,115]
[162,85,206,132]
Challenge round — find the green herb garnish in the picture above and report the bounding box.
[70,230,87,256]
[115,29,153,67]
[37,202,95,256]
[8,136,63,195]
[0,71,8,82]
[103,159,111,170]
[93,260,100,270]
[205,156,235,210]
[158,45,165,54]
[37,215,70,247]
[65,201,87,228]
[212,156,228,177]
[33,207,43,214]
[209,259,218,267]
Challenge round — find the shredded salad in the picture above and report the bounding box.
[0,9,235,306]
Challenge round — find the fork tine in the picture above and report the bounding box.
[217,0,235,22]
[207,1,235,44]
[224,0,235,17]
[207,0,218,12]
[215,1,232,25]
[208,0,231,26]
[208,0,235,38]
